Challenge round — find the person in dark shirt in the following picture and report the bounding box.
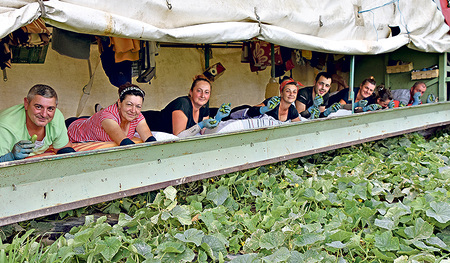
[295,72,333,119]
[328,77,377,111]
[246,77,302,122]
[145,75,230,138]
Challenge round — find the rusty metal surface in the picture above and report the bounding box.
[1,102,449,226]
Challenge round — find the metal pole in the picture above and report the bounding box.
[205,44,210,68]
[350,55,355,114]
[271,44,275,78]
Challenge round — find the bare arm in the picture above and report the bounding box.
[291,117,301,122]
[295,101,306,113]
[101,119,128,145]
[135,119,153,142]
[172,110,189,136]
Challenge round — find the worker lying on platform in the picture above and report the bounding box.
[67,83,156,145]
[142,75,231,138]
[372,85,394,109]
[0,84,75,163]
[295,72,334,119]
[328,77,378,112]
[391,81,436,107]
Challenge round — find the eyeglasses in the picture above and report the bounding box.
[318,81,331,88]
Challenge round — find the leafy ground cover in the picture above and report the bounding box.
[1,132,450,262]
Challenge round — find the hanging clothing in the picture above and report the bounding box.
[52,28,93,59]
[249,40,282,72]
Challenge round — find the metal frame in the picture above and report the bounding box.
[1,102,449,226]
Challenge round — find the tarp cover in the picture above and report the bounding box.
[1,0,449,54]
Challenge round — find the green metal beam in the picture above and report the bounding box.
[1,103,450,226]
[438,52,448,101]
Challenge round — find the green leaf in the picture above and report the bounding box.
[374,231,399,251]
[171,205,192,225]
[175,229,205,246]
[157,241,185,253]
[164,186,177,201]
[160,247,195,262]
[425,236,448,250]
[230,253,259,263]
[293,233,325,247]
[426,201,450,223]
[259,231,285,250]
[329,230,353,242]
[206,186,230,206]
[133,240,153,259]
[98,236,122,261]
[326,241,346,249]
[202,235,227,260]
[374,218,396,230]
[404,218,433,240]
[262,247,290,262]
[411,240,439,251]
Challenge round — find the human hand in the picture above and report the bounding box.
[260,96,280,114]
[362,104,382,112]
[313,95,324,107]
[11,140,35,160]
[388,100,395,109]
[322,102,341,117]
[215,103,231,121]
[309,107,320,119]
[399,102,406,107]
[198,118,219,129]
[412,92,421,105]
[426,94,436,103]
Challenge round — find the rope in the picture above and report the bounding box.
[37,0,46,16]
[358,0,410,35]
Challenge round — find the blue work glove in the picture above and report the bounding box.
[313,95,324,107]
[426,94,436,103]
[260,96,280,114]
[388,100,395,109]
[353,100,368,110]
[198,118,219,129]
[362,104,382,112]
[215,103,231,121]
[309,107,320,119]
[412,92,421,105]
[322,102,341,117]
[0,140,35,162]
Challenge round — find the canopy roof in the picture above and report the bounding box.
[1,0,449,54]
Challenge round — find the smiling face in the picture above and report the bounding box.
[377,98,391,109]
[118,95,143,122]
[281,84,298,104]
[189,80,211,108]
[359,81,376,98]
[24,95,57,128]
[313,76,332,97]
[412,83,427,96]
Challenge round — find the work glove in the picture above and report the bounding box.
[362,104,382,112]
[412,92,421,105]
[260,96,280,114]
[313,95,324,107]
[215,103,231,121]
[426,94,436,103]
[309,107,320,119]
[198,118,219,129]
[353,100,368,110]
[388,100,395,109]
[12,140,35,159]
[399,102,406,107]
[322,102,341,117]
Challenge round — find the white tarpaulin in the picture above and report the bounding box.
[1,0,449,54]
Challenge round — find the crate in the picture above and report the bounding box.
[386,62,413,73]
[411,69,439,80]
[10,45,48,64]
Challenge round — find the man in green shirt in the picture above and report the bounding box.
[0,84,75,163]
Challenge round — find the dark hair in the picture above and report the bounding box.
[315,72,333,82]
[118,83,145,102]
[374,85,393,102]
[190,75,212,91]
[361,77,376,87]
[27,84,58,104]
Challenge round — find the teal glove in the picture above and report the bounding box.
[198,118,219,129]
[362,104,382,112]
[309,107,320,119]
[353,100,368,110]
[313,95,324,107]
[215,103,231,121]
[426,94,436,103]
[0,140,35,162]
[260,96,280,114]
[412,92,421,105]
[399,102,406,107]
[322,102,341,117]
[388,100,395,109]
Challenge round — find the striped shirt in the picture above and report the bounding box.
[68,103,144,142]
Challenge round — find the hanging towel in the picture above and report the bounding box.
[110,37,140,63]
[52,28,92,60]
